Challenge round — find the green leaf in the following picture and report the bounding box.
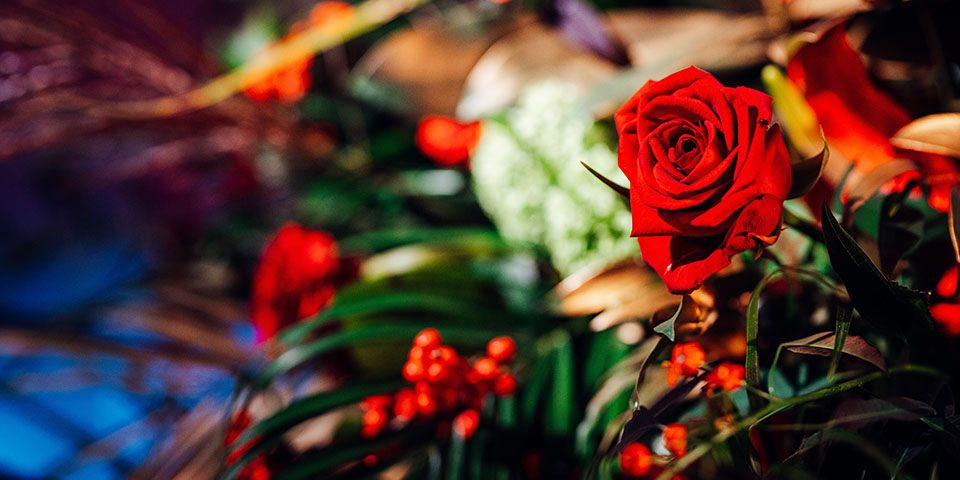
[271,428,430,480]
[522,351,553,427]
[338,228,507,254]
[223,380,405,480]
[820,203,932,337]
[446,432,467,480]
[878,200,924,278]
[580,161,629,199]
[280,292,517,345]
[829,304,853,379]
[653,298,684,342]
[545,330,576,435]
[767,369,796,399]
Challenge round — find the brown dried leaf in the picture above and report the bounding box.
[949,186,960,265]
[788,138,829,199]
[457,21,617,119]
[780,0,871,22]
[891,113,960,158]
[587,9,772,117]
[554,259,667,316]
[350,16,531,117]
[589,294,678,331]
[844,159,917,214]
[606,9,772,70]
[783,331,886,371]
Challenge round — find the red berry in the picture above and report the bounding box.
[409,346,426,361]
[473,357,499,380]
[486,337,516,362]
[414,381,432,393]
[393,389,418,421]
[414,328,442,349]
[361,408,388,438]
[620,442,652,477]
[359,394,392,411]
[416,391,438,416]
[403,360,424,382]
[452,409,480,438]
[426,362,448,383]
[492,373,517,396]
[436,346,457,363]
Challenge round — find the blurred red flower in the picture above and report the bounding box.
[251,223,339,341]
[787,23,959,212]
[244,1,354,103]
[415,115,482,167]
[933,265,960,335]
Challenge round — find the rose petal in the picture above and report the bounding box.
[638,235,733,294]
[722,194,784,253]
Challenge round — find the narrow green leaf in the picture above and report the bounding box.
[446,433,466,480]
[270,429,428,480]
[280,292,514,344]
[581,161,629,199]
[545,331,575,435]
[829,304,853,379]
[522,352,553,426]
[224,380,405,480]
[820,203,932,337]
[338,228,506,253]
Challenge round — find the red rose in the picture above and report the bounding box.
[251,223,339,341]
[616,66,791,293]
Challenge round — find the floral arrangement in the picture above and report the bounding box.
[6,0,960,479]
[217,1,960,477]
[223,3,960,471]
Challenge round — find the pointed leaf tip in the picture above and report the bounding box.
[581,161,630,199]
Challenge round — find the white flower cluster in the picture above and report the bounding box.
[471,82,637,276]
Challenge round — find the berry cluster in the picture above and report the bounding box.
[663,342,745,394]
[620,341,746,478]
[620,423,688,479]
[360,329,517,439]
